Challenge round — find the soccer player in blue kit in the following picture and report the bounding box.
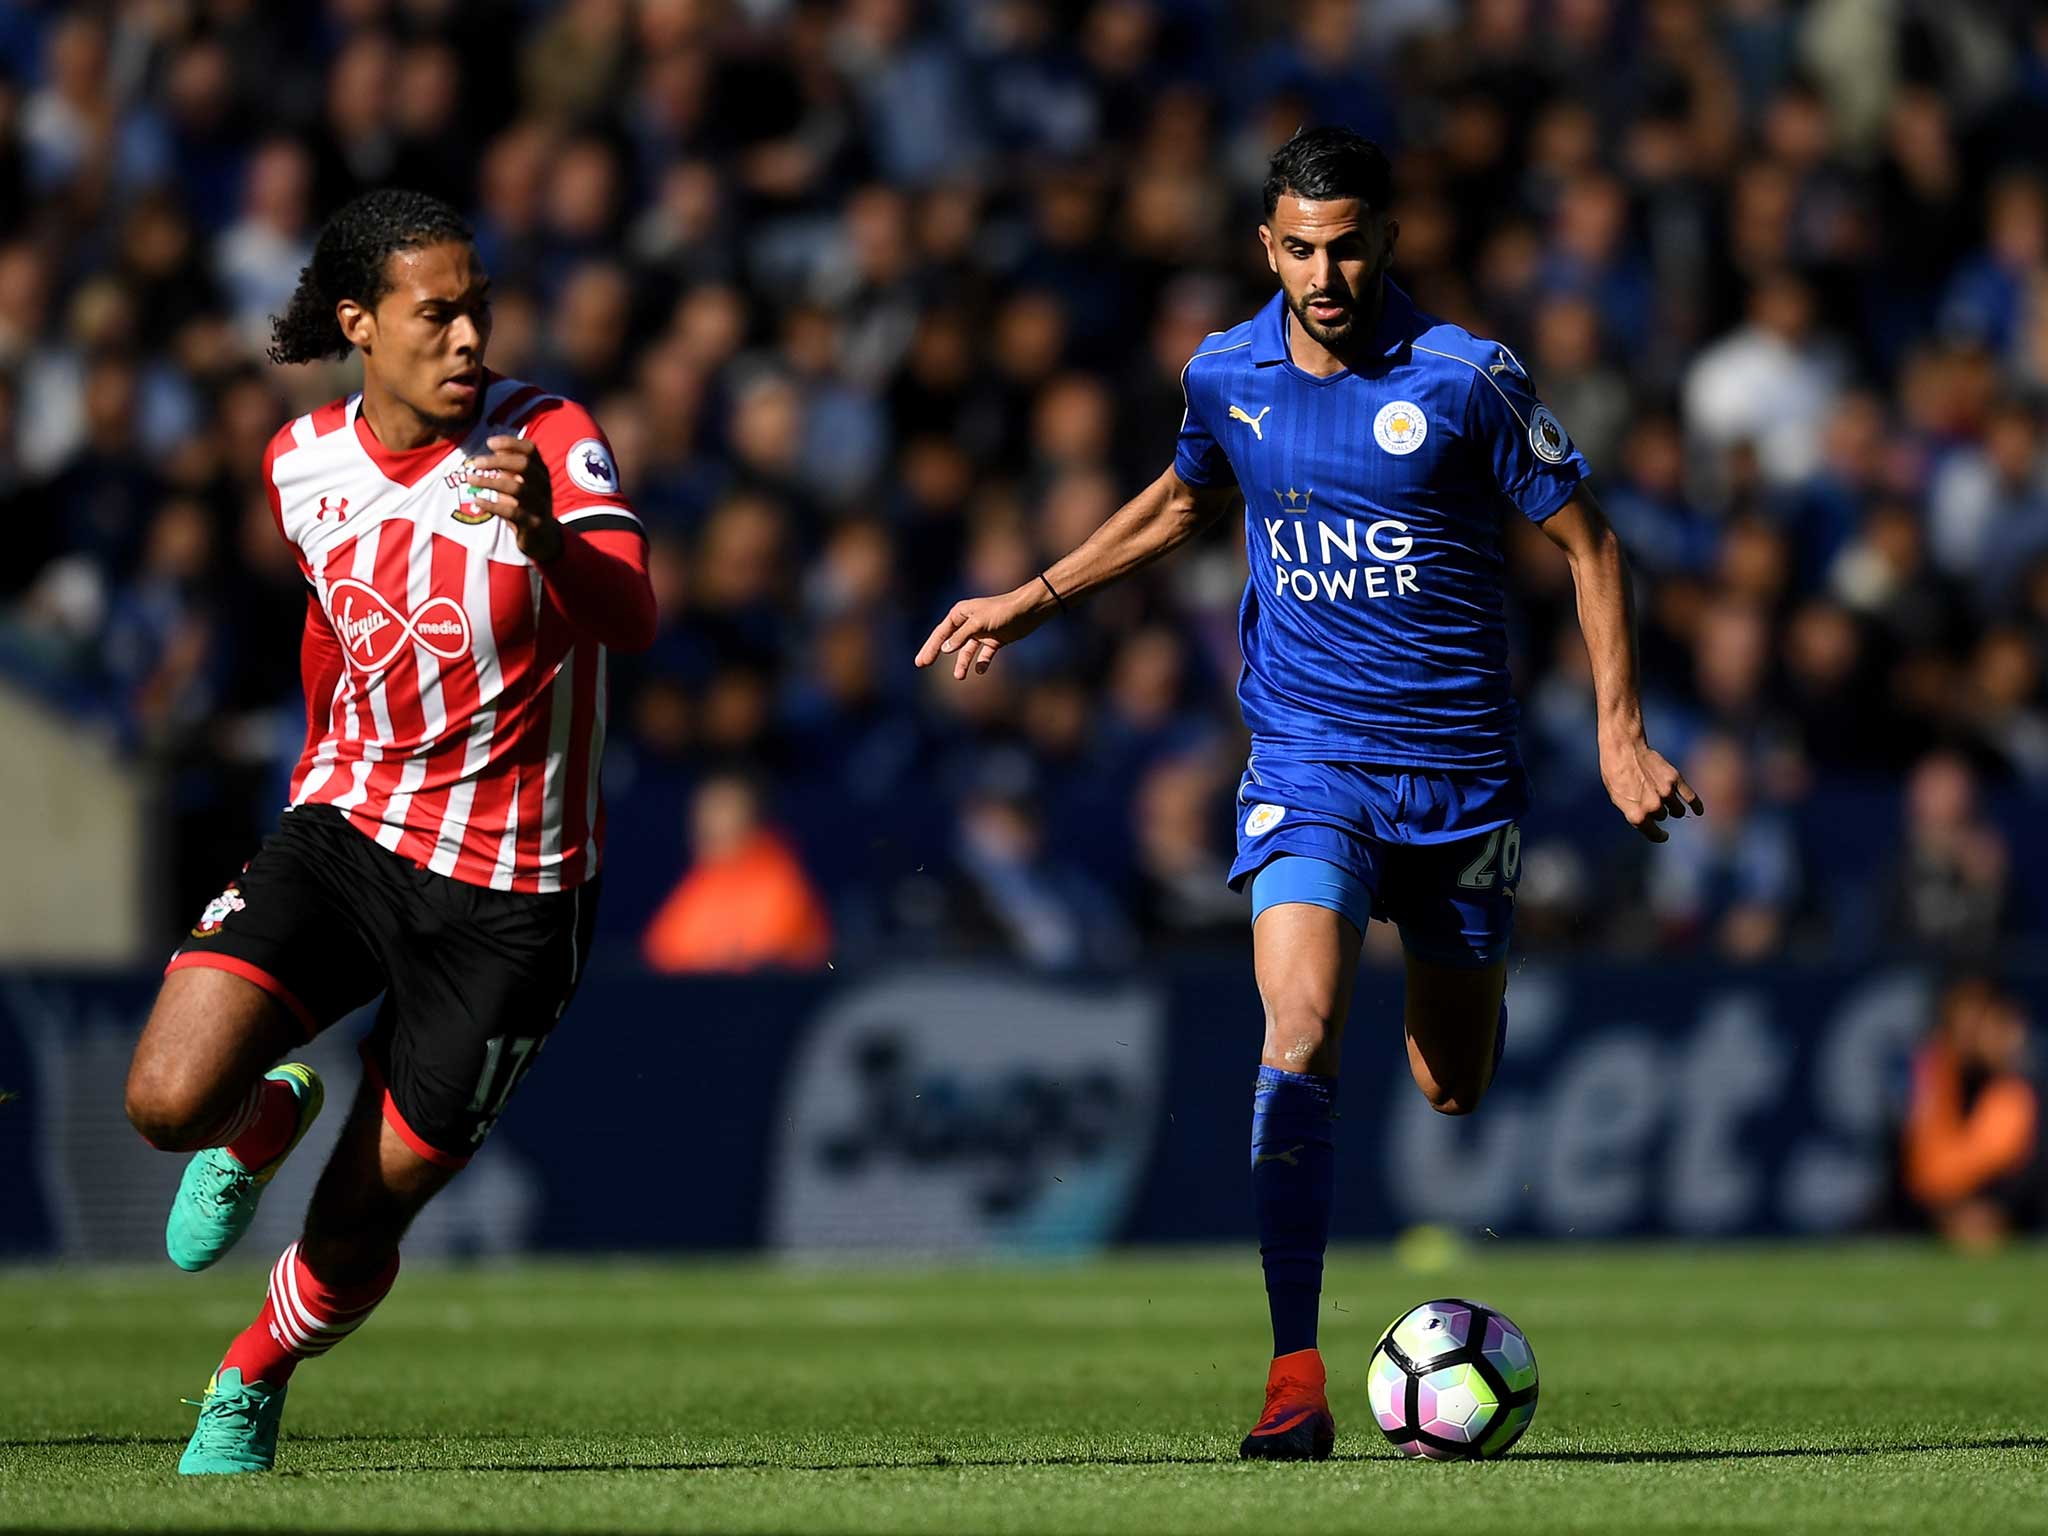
[916,126,1702,1460]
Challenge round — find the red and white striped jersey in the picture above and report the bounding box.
[264,375,643,893]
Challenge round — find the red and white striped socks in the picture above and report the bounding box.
[218,1241,400,1387]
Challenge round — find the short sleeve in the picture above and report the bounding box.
[1467,354,1590,523]
[515,397,644,536]
[1174,358,1237,489]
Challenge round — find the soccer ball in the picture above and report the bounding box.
[1366,1298,1538,1460]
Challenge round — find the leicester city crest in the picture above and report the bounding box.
[1374,401,1428,456]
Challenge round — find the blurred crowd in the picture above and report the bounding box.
[7,0,2048,970]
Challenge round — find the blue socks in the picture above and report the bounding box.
[1251,1065,1338,1359]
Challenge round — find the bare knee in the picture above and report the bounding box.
[124,1059,218,1150]
[1403,955,1506,1118]
[1415,1062,1493,1117]
[1262,988,1344,1073]
[1424,1082,1484,1116]
[127,967,297,1150]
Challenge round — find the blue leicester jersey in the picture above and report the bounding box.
[1175,281,1590,770]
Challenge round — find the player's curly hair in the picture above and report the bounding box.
[267,189,474,365]
[1262,126,1393,219]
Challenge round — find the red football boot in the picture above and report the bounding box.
[1238,1347,1336,1461]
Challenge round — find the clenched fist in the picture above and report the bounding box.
[465,435,562,564]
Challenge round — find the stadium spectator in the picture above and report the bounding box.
[1599,409,1716,581]
[1527,292,1629,474]
[1926,394,2048,595]
[642,773,833,974]
[1682,269,1847,490]
[1883,751,2012,959]
[1646,733,1800,960]
[101,494,216,750]
[947,761,1134,973]
[1829,497,1973,679]
[216,141,315,357]
[1939,169,2048,366]
[1132,751,1246,944]
[1898,975,2041,1246]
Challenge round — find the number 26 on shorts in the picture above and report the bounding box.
[1456,823,1522,891]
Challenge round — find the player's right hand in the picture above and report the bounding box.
[914,586,1053,680]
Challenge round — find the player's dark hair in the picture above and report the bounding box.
[1262,126,1393,219]
[267,189,474,365]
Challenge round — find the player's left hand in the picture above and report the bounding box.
[466,435,562,564]
[1601,735,1704,844]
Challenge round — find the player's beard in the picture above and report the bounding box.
[1287,259,1388,352]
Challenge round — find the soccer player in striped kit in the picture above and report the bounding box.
[122,190,656,1473]
[919,128,1701,1460]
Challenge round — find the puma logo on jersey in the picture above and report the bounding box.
[1230,404,1273,439]
[1254,1144,1303,1168]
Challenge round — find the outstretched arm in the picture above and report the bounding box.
[915,466,1237,680]
[1540,491,1703,842]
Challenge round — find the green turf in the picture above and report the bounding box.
[4,1245,2046,1534]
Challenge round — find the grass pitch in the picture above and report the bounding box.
[3,1245,2046,1534]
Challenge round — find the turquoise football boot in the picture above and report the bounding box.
[179,1367,289,1474]
[166,1063,323,1273]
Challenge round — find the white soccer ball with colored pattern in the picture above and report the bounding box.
[1365,1298,1538,1459]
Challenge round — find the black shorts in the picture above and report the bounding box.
[167,804,600,1166]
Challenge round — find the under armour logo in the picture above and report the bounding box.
[317,495,349,522]
[1230,404,1273,440]
[1253,1144,1303,1168]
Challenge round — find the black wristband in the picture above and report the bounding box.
[1039,572,1068,612]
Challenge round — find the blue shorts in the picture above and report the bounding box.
[1227,755,1528,967]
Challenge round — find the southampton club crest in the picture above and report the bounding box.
[451,470,495,525]
[190,883,246,939]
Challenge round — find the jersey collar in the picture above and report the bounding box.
[350,375,496,488]
[1250,278,1419,373]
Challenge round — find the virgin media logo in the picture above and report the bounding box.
[325,578,472,674]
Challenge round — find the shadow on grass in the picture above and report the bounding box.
[338,1434,2048,1475]
[1509,1436,2048,1466]
[15,1432,2045,1473]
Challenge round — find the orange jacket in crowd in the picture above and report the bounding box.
[641,831,833,974]
[1902,1043,2039,1207]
